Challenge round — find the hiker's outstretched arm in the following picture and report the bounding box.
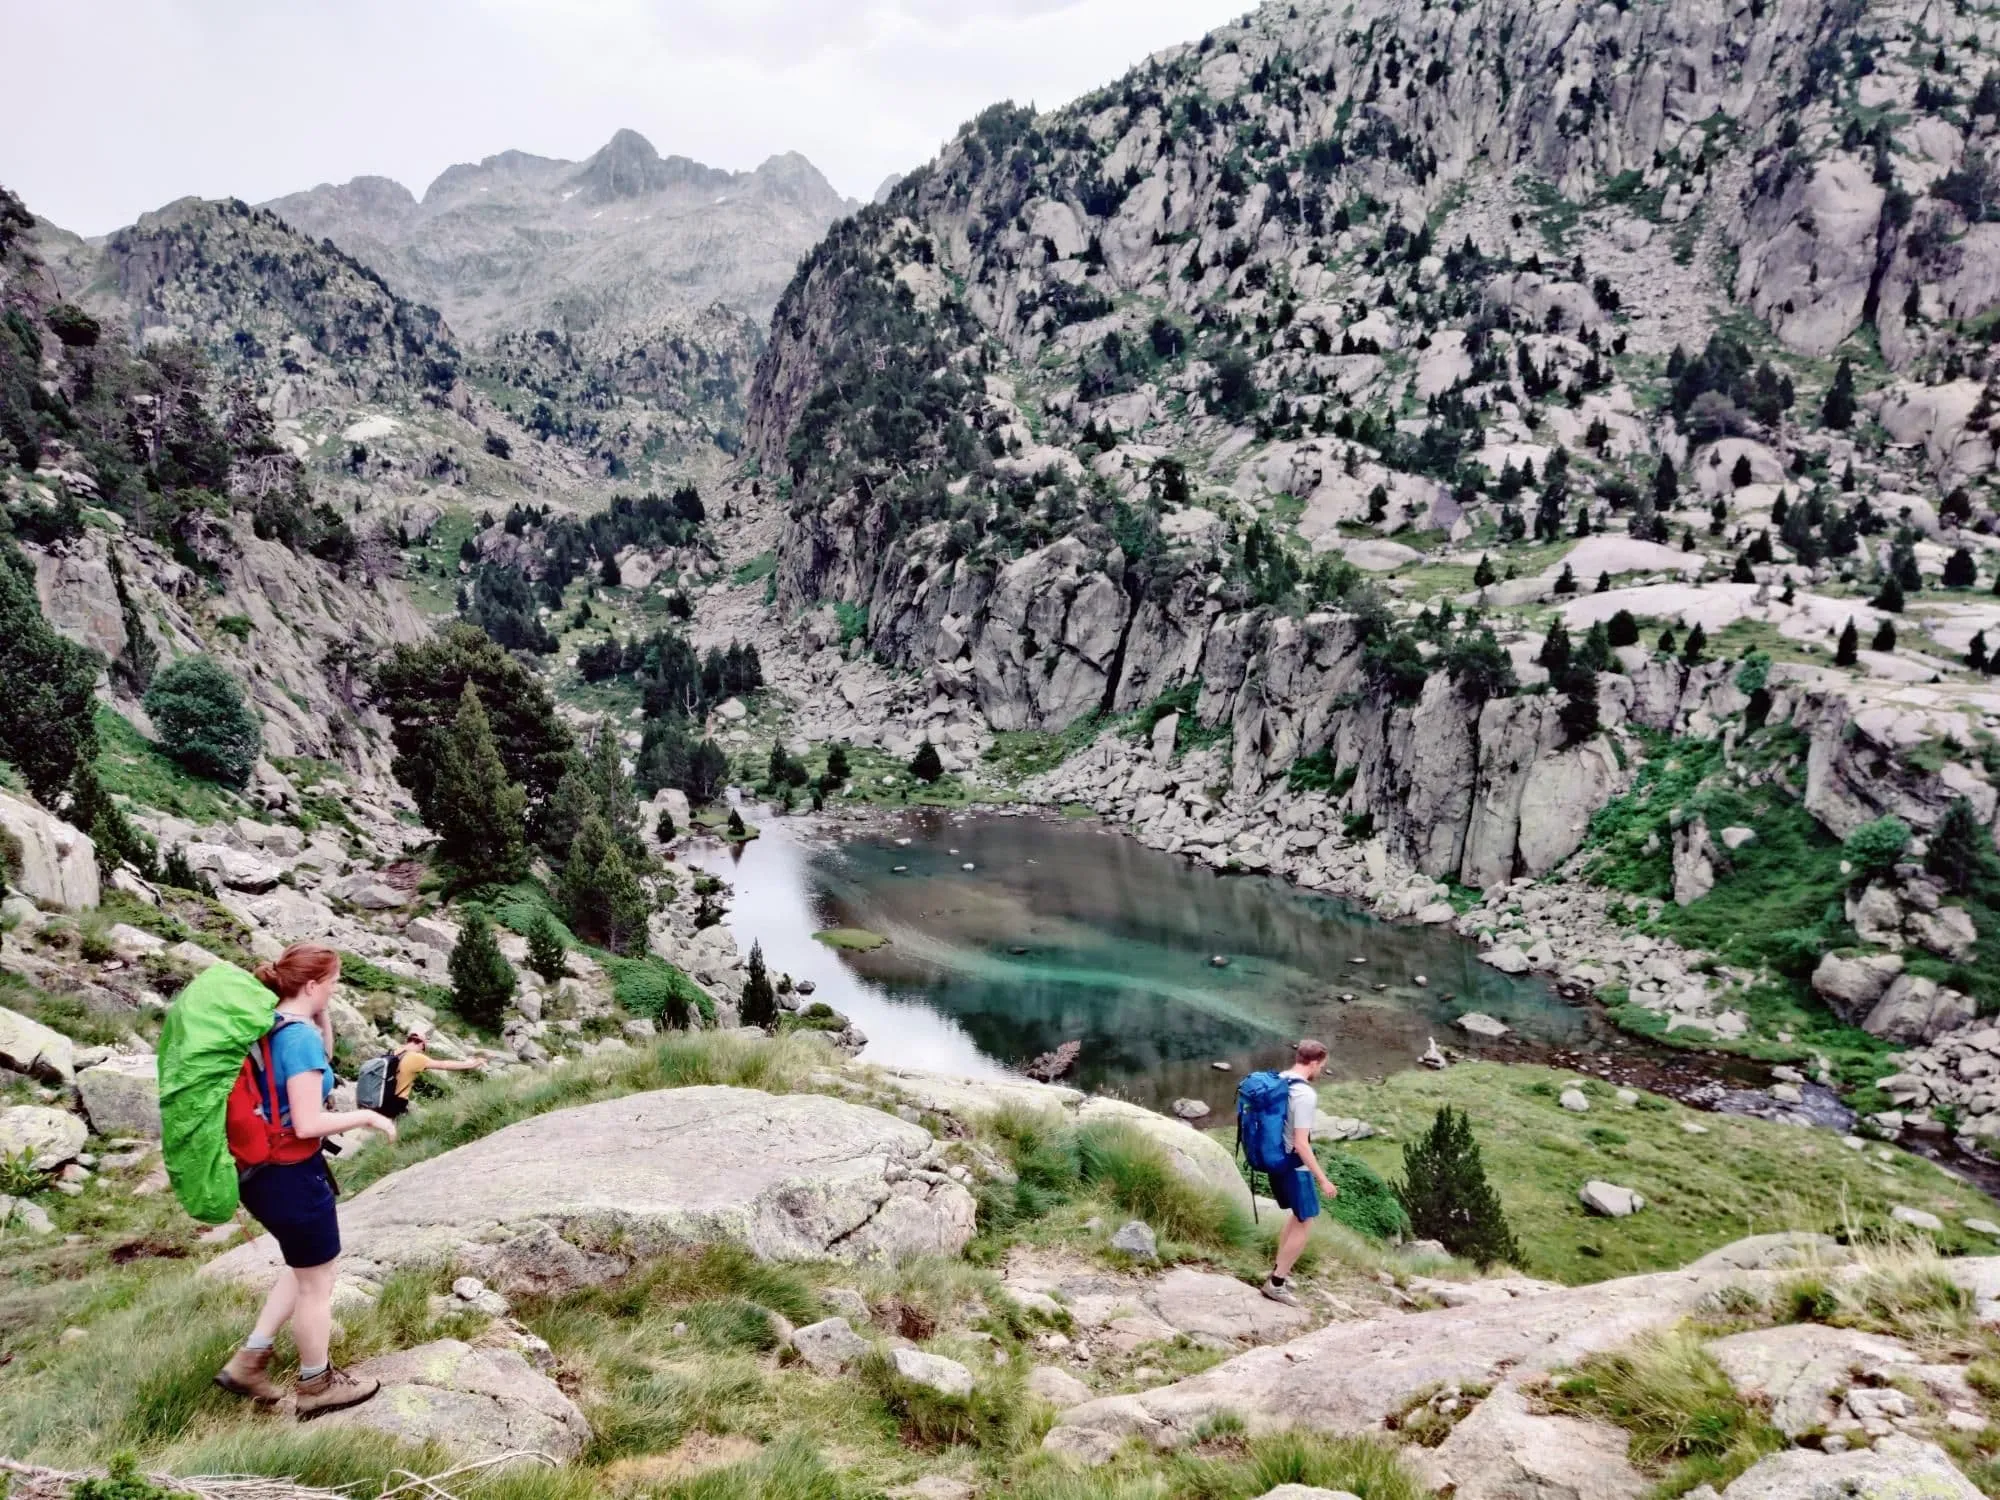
[286,1070,396,1140]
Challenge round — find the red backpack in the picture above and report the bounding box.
[224,1018,321,1169]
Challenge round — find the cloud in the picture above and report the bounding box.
[1,0,1243,235]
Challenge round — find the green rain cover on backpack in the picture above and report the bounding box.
[157,960,279,1224]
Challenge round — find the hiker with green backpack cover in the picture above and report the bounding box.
[157,942,398,1418]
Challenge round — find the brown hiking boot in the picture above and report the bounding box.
[294,1365,379,1419]
[215,1345,282,1402]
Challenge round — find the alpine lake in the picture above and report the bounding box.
[686,804,1681,1116]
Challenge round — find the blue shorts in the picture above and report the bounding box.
[1268,1157,1320,1221]
[239,1154,341,1268]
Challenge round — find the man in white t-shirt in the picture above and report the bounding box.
[1263,1038,1339,1307]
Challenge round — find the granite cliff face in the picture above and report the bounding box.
[744,0,2000,889]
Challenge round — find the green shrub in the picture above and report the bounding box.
[860,1349,1024,1450]
[1843,816,1912,882]
[608,955,701,1029]
[215,614,253,642]
[525,908,569,982]
[1315,1150,1411,1241]
[1076,1121,1253,1251]
[142,656,261,789]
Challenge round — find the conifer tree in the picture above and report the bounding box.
[525,909,568,982]
[1822,357,1857,429]
[432,683,528,886]
[1473,553,1496,588]
[1971,631,1989,674]
[909,740,944,783]
[1927,797,1998,896]
[1536,619,1572,675]
[741,940,778,1029]
[1732,553,1755,584]
[556,813,652,953]
[1607,609,1639,648]
[1835,618,1860,666]
[1397,1106,1522,1268]
[1946,548,1978,589]
[1871,618,1897,653]
[449,910,516,1032]
[1872,575,1905,613]
[1680,622,1707,665]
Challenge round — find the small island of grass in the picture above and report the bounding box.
[814,928,888,951]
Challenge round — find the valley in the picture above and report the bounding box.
[14,0,2000,1494]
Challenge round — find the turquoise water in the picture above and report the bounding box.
[690,807,1614,1114]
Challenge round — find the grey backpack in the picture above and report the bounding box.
[355,1051,396,1112]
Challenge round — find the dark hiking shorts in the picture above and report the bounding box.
[239,1154,340,1267]
[1269,1156,1321,1220]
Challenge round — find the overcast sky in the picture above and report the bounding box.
[6,0,1247,236]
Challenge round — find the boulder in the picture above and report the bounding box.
[0,1105,88,1170]
[791,1316,872,1376]
[888,1347,973,1398]
[1076,1095,1253,1213]
[1579,1181,1644,1217]
[1863,975,1976,1044]
[1479,945,1531,975]
[1110,1220,1159,1259]
[0,1005,76,1083]
[1810,952,1903,1020]
[1172,1098,1212,1121]
[1559,1089,1591,1113]
[1455,1012,1511,1039]
[183,843,285,893]
[0,790,98,910]
[1672,818,1716,907]
[74,1054,162,1137]
[1028,1365,1094,1409]
[1254,1491,1361,1500]
[1892,1205,1944,1232]
[203,1087,977,1291]
[314,1339,589,1464]
[1911,906,1980,963]
[1704,1323,1917,1437]
[1426,1383,1646,1500]
[1717,1435,1979,1499]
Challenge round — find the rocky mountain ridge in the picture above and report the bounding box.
[262,129,854,347]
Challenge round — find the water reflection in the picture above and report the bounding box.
[688,806,1614,1113]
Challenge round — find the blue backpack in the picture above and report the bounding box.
[1236,1070,1294,1176]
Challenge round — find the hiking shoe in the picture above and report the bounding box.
[1260,1280,1302,1307]
[215,1345,282,1402]
[294,1365,379,1419]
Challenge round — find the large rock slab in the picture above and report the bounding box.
[0,791,98,910]
[0,1105,88,1170]
[1424,1384,1645,1500]
[1719,1434,1979,1498]
[1145,1267,1311,1344]
[1705,1323,1917,1437]
[314,1339,589,1464]
[204,1086,977,1292]
[1044,1246,2000,1459]
[74,1054,162,1137]
[0,1005,76,1083]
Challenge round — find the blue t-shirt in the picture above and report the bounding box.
[263,1019,334,1128]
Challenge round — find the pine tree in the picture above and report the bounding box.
[1681,622,1707,665]
[525,909,569,982]
[1657,626,1678,656]
[1473,553,1496,588]
[1537,619,1573,676]
[1552,563,1577,595]
[1872,575,1906,613]
[727,807,748,838]
[1653,455,1678,508]
[1732,553,1755,584]
[1871,618,1897,653]
[431,683,528,886]
[449,910,516,1032]
[741,940,778,1029]
[556,814,653,953]
[1971,631,1989,674]
[1596,571,1610,593]
[1946,548,1979,589]
[1558,665,1601,744]
[1836,618,1860,666]
[1607,609,1639,648]
[1397,1106,1523,1268]
[825,742,851,786]
[1927,797,1998,896]
[909,740,944,783]
[1823,357,1857,429]
[1731,453,1753,488]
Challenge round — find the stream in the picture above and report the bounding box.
[686,804,1687,1116]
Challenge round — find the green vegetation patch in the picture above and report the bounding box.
[92,707,236,824]
[731,551,778,586]
[1317,1064,1995,1285]
[813,928,888,952]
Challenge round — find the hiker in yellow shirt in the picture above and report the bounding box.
[388,1031,484,1117]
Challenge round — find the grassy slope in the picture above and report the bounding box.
[1317,1063,1997,1285]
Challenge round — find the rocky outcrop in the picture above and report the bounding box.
[1718,1435,1981,1500]
[73,1054,162,1137]
[0,792,98,911]
[1422,1384,1645,1500]
[204,1086,979,1291]
[0,1006,77,1084]
[0,1105,88,1171]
